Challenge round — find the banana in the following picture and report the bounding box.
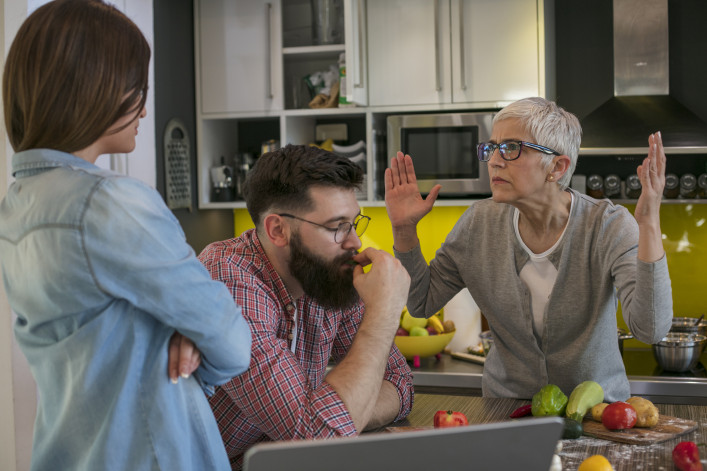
[426,315,445,334]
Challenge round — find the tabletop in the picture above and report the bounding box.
[389,393,707,470]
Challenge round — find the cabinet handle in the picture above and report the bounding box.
[458,0,467,90]
[267,3,275,99]
[434,0,441,91]
[354,0,367,89]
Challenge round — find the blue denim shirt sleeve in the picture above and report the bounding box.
[82,175,251,389]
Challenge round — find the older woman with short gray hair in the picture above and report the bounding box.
[385,96,672,402]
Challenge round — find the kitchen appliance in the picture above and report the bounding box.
[386,112,494,197]
[573,0,707,151]
[210,157,235,202]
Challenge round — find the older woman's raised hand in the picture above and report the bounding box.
[634,132,667,261]
[384,152,441,250]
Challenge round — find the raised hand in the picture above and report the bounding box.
[384,152,441,251]
[634,131,667,262]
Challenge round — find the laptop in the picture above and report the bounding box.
[242,416,564,471]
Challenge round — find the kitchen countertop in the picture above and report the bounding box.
[409,350,707,405]
[388,394,707,471]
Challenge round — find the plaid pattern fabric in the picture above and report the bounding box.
[199,229,414,470]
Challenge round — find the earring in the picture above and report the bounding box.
[547,175,554,182]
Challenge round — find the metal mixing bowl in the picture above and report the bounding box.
[618,328,633,356]
[652,333,707,372]
[670,317,707,336]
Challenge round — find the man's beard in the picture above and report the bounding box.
[288,232,359,310]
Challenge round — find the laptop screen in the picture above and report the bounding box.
[243,417,564,471]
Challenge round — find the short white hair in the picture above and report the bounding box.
[493,97,582,190]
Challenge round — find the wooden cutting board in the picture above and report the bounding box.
[582,414,698,444]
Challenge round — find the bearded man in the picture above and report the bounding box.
[198,144,414,470]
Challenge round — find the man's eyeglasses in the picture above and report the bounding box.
[477,140,561,162]
[278,213,371,243]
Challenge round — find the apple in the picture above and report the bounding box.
[426,326,438,336]
[395,327,409,336]
[409,326,429,337]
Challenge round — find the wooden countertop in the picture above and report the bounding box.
[388,394,707,470]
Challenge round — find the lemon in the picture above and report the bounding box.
[578,455,614,471]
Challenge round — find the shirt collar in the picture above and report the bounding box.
[12,148,98,177]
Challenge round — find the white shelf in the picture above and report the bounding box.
[282,44,345,60]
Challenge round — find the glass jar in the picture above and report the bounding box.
[663,173,680,199]
[586,174,604,199]
[679,173,697,199]
[604,174,621,198]
[625,174,642,199]
[698,173,707,198]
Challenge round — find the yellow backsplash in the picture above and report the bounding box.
[235,202,706,348]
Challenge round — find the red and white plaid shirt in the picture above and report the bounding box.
[199,229,414,470]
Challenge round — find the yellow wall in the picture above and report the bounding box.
[235,203,707,348]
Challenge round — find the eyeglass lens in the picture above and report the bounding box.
[478,142,522,161]
[335,215,369,243]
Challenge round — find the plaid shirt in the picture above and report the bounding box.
[199,229,414,470]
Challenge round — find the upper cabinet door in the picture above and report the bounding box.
[197,0,283,114]
[450,0,540,103]
[366,0,452,106]
[344,0,368,106]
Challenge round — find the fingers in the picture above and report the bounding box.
[168,334,180,383]
[168,333,202,384]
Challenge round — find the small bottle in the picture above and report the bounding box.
[338,52,350,107]
[625,174,642,199]
[679,173,697,199]
[604,174,621,199]
[697,173,707,198]
[663,173,680,199]
[586,174,604,199]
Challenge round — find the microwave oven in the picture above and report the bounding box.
[386,112,494,197]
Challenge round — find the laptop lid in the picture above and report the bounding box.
[242,417,564,471]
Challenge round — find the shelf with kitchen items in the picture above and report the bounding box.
[572,150,707,204]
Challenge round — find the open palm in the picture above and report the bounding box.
[384,152,441,229]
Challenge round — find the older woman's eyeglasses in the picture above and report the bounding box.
[477,140,561,162]
[278,213,371,243]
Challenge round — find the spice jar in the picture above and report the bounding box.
[625,174,642,199]
[663,173,679,199]
[698,173,707,198]
[679,173,697,199]
[604,174,621,198]
[586,174,604,199]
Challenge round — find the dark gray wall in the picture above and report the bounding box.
[153,0,234,254]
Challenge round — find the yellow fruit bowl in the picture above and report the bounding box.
[394,332,455,360]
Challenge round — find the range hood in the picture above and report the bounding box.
[579,0,707,153]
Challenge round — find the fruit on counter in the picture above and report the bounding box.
[409,326,429,337]
[601,401,637,430]
[395,327,409,336]
[531,384,568,417]
[426,315,445,334]
[673,441,703,471]
[433,410,469,428]
[562,417,583,439]
[509,404,532,418]
[400,309,427,332]
[591,403,609,422]
[565,380,604,423]
[442,319,456,333]
[577,454,614,471]
[626,396,659,428]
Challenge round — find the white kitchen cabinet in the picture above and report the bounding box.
[196,0,283,114]
[366,0,547,107]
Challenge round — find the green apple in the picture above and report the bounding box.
[409,326,429,337]
[401,310,427,331]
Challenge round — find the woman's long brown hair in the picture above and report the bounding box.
[3,0,150,153]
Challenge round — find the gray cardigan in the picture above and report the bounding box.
[396,190,672,401]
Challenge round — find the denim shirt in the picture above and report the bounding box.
[0,149,252,470]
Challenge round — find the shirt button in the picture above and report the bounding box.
[286,304,295,313]
[288,333,294,339]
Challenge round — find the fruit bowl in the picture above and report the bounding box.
[394,332,455,360]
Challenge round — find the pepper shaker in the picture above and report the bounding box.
[663,173,679,199]
[625,174,642,199]
[586,174,604,199]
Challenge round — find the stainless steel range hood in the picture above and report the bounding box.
[579,0,707,153]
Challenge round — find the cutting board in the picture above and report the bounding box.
[582,414,698,444]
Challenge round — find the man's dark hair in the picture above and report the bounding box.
[243,144,364,227]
